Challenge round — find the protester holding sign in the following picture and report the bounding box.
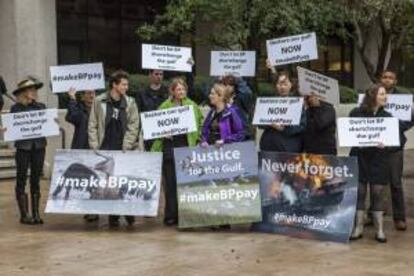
[135,70,169,150]
[303,94,337,155]
[200,83,245,230]
[88,70,139,228]
[8,78,47,224]
[66,88,97,222]
[378,70,414,231]
[349,85,393,243]
[151,78,203,226]
[220,75,253,140]
[259,72,306,152]
[201,83,245,147]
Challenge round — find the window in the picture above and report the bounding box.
[56,0,167,73]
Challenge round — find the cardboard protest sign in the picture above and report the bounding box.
[142,44,192,72]
[45,150,162,216]
[1,109,59,141]
[253,152,358,243]
[174,141,261,228]
[252,97,304,125]
[50,63,105,93]
[140,105,197,140]
[297,66,340,105]
[266,32,318,66]
[337,117,400,147]
[210,51,256,77]
[358,94,413,121]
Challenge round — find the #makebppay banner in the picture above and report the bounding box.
[45,150,162,216]
[174,141,262,228]
[253,152,358,243]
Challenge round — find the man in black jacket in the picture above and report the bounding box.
[303,94,337,155]
[9,78,47,224]
[65,88,97,222]
[135,69,168,150]
[379,70,414,231]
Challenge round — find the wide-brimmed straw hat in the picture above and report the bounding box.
[12,78,43,96]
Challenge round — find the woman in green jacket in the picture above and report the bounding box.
[151,78,203,226]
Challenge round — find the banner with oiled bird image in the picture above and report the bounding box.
[45,150,162,216]
[174,141,261,228]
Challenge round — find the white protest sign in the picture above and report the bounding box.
[252,97,304,126]
[297,66,340,105]
[266,32,318,66]
[2,109,59,141]
[141,105,197,140]
[210,51,256,77]
[50,63,105,93]
[337,117,400,147]
[358,94,413,121]
[142,44,192,72]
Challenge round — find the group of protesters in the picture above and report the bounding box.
[2,60,413,243]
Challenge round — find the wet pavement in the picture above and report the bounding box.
[1,177,414,276]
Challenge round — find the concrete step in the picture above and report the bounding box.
[0,149,15,158]
[0,168,16,179]
[0,159,15,168]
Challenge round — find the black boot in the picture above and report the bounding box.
[124,216,135,226]
[108,215,120,228]
[16,193,32,224]
[31,192,44,224]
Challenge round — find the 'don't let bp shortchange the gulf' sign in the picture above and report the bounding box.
[141,44,193,72]
[297,66,340,106]
[210,51,256,77]
[337,117,400,147]
[174,141,262,228]
[1,109,60,142]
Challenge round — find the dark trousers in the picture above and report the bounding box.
[389,150,405,221]
[15,148,45,195]
[162,158,178,221]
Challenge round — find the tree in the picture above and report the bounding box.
[342,0,414,82]
[136,0,414,85]
[136,0,345,79]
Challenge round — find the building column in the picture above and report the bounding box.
[0,0,58,109]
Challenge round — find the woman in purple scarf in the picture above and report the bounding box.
[200,83,245,230]
[201,83,245,147]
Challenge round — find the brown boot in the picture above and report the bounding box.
[394,220,407,231]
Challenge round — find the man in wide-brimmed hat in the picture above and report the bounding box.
[10,77,47,224]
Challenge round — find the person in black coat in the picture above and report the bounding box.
[135,70,168,150]
[377,70,414,231]
[7,79,47,224]
[303,94,337,155]
[66,88,95,149]
[259,72,306,153]
[65,88,98,222]
[349,84,392,243]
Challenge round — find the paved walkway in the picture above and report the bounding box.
[0,178,413,276]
